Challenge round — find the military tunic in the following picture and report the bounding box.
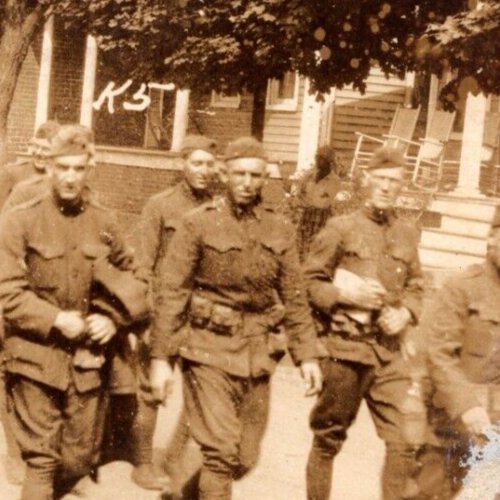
[130,180,210,468]
[151,195,318,499]
[411,262,500,499]
[426,262,500,418]
[304,206,423,364]
[303,206,423,500]
[0,159,42,209]
[0,190,132,498]
[151,196,318,376]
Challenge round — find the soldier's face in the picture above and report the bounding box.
[487,227,500,269]
[183,149,217,191]
[29,138,51,171]
[222,158,268,206]
[47,154,91,202]
[364,166,405,210]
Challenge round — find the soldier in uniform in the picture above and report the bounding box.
[411,208,500,498]
[303,146,424,500]
[0,124,135,499]
[131,134,217,491]
[150,136,322,500]
[0,120,60,208]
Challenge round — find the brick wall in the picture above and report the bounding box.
[6,32,42,159]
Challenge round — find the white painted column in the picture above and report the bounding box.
[34,16,54,130]
[80,35,98,127]
[317,88,336,148]
[426,75,439,137]
[452,92,487,197]
[170,89,190,151]
[296,78,322,172]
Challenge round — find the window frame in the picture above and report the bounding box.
[266,72,300,112]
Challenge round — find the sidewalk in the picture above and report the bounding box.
[0,365,384,499]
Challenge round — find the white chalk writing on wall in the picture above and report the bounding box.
[93,81,176,113]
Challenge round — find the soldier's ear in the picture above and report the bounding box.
[359,169,370,188]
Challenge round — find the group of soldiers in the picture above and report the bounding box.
[0,119,498,500]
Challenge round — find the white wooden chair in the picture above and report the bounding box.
[397,110,456,192]
[350,105,421,174]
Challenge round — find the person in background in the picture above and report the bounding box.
[150,136,322,500]
[0,120,60,208]
[303,146,423,500]
[290,145,359,261]
[130,134,218,493]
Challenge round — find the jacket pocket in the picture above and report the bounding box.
[26,242,65,289]
[463,302,499,357]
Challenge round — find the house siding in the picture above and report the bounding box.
[263,79,305,164]
[329,69,408,164]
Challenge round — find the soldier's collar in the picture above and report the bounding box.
[52,188,89,216]
[225,194,262,220]
[363,203,395,225]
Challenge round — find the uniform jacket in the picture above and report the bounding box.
[2,175,49,213]
[424,262,500,419]
[151,196,318,377]
[135,180,211,279]
[0,191,134,393]
[0,159,42,209]
[303,206,423,365]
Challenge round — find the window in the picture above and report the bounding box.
[210,91,241,109]
[92,50,176,149]
[266,72,299,111]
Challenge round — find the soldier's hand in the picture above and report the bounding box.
[86,314,117,345]
[300,360,323,397]
[337,279,386,310]
[461,406,491,435]
[54,310,86,340]
[378,306,412,336]
[150,358,174,405]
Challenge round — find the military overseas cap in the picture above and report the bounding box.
[30,121,61,144]
[224,136,267,161]
[363,146,406,170]
[48,124,95,159]
[180,134,217,157]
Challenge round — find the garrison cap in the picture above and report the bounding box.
[363,146,406,170]
[30,120,60,144]
[224,136,267,161]
[48,124,95,158]
[180,134,217,157]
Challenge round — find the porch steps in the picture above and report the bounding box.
[418,194,499,269]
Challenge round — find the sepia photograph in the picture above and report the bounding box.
[0,1,499,499]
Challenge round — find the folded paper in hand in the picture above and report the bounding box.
[333,268,373,325]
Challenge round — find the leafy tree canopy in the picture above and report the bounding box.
[416,0,500,106]
[66,0,466,96]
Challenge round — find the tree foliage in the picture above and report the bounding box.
[81,0,467,96]
[417,0,500,106]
